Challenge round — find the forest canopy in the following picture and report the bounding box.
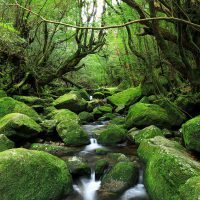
[0,0,200,94]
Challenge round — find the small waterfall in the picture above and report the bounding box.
[121,169,149,200]
[73,170,101,200]
[83,138,103,152]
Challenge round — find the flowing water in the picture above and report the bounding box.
[66,122,149,200]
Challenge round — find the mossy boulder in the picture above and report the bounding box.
[101,162,139,194]
[56,120,89,146]
[107,86,142,108]
[182,115,200,152]
[0,90,7,98]
[13,95,46,106]
[179,176,200,200]
[128,125,164,145]
[0,113,42,139]
[107,153,130,162]
[0,134,14,152]
[40,119,57,134]
[49,109,80,124]
[95,159,109,179]
[93,105,113,119]
[110,117,126,125]
[98,124,127,146]
[0,97,41,121]
[137,136,200,200]
[0,148,72,200]
[78,111,94,123]
[53,93,87,113]
[156,99,186,127]
[93,92,105,99]
[98,113,116,121]
[30,143,78,156]
[65,156,90,177]
[125,102,170,129]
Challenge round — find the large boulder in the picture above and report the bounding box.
[49,109,80,124]
[182,115,200,152]
[156,99,186,127]
[93,105,113,119]
[78,111,94,123]
[107,86,142,108]
[56,120,89,146]
[0,97,40,121]
[0,148,72,200]
[0,134,14,152]
[98,124,127,146]
[100,162,139,195]
[0,113,41,139]
[128,125,164,145]
[13,95,46,106]
[125,102,170,129]
[53,93,87,113]
[138,136,200,200]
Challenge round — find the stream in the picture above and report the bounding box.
[64,121,149,200]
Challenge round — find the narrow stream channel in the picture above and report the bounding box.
[65,122,149,200]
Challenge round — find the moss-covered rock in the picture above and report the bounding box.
[65,156,90,177]
[30,143,78,156]
[107,153,130,162]
[137,136,200,200]
[93,105,113,119]
[95,159,109,179]
[49,109,80,124]
[98,113,116,121]
[0,97,41,121]
[40,119,57,134]
[101,162,139,194]
[56,120,89,146]
[0,113,42,139]
[179,176,200,200]
[93,92,105,99]
[0,90,7,98]
[107,86,142,108]
[78,111,94,123]
[53,93,87,113]
[0,134,14,152]
[125,102,170,129]
[13,95,46,106]
[128,125,164,145]
[182,115,200,152]
[156,99,186,127]
[98,124,127,146]
[0,148,72,200]
[95,148,110,155]
[110,117,126,125]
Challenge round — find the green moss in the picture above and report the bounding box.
[101,162,139,193]
[56,120,89,146]
[78,111,94,123]
[125,102,170,129]
[98,124,127,146]
[137,136,200,200]
[182,115,200,152]
[13,95,45,106]
[0,134,14,152]
[0,90,7,98]
[179,176,200,200]
[95,159,109,178]
[53,93,87,113]
[107,86,142,108]
[50,109,80,124]
[65,156,90,176]
[0,148,72,200]
[0,97,40,122]
[93,92,105,99]
[130,125,164,145]
[93,105,113,119]
[110,117,126,125]
[0,113,41,139]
